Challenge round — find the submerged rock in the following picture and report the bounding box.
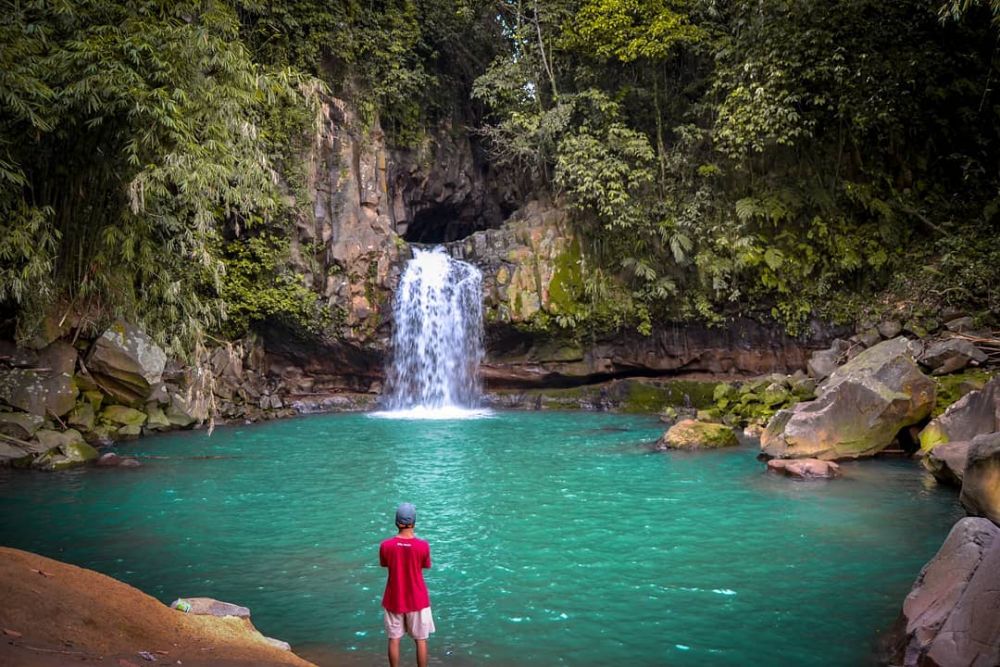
[960,433,1000,525]
[96,452,121,467]
[86,322,166,405]
[657,419,738,450]
[766,458,840,479]
[762,338,935,460]
[890,517,1000,667]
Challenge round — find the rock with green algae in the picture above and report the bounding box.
[67,402,95,431]
[761,337,935,460]
[31,429,98,470]
[100,405,147,427]
[918,375,999,452]
[145,404,171,430]
[82,390,104,412]
[657,419,739,450]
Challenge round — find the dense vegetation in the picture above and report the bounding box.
[1,0,998,350]
[474,0,1000,333]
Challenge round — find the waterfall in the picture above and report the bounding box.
[382,247,485,416]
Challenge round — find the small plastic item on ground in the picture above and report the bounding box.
[170,599,192,613]
[137,651,157,661]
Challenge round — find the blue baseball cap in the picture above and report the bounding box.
[395,502,416,526]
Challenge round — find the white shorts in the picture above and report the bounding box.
[383,607,435,640]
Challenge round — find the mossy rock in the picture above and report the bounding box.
[67,402,95,431]
[117,423,143,437]
[622,382,673,413]
[83,390,104,412]
[101,405,147,427]
[762,384,791,407]
[696,408,722,422]
[918,421,950,452]
[931,370,993,418]
[31,431,97,470]
[658,419,739,450]
[35,428,85,451]
[145,404,171,430]
[61,440,98,463]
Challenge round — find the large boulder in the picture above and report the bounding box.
[891,517,1000,667]
[761,338,935,460]
[919,376,999,451]
[86,322,166,406]
[960,433,1000,525]
[0,341,78,417]
[657,419,738,450]
[922,440,971,486]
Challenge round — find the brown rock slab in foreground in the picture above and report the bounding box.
[890,517,1000,667]
[0,546,312,667]
[766,458,840,479]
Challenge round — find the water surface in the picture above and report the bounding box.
[0,411,961,666]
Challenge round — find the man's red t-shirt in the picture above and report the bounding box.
[380,536,431,613]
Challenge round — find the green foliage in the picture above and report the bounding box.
[0,0,319,352]
[237,0,502,144]
[474,0,1000,334]
[219,232,334,338]
[931,370,994,417]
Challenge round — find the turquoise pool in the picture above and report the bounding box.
[0,411,961,666]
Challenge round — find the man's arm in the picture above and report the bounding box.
[379,542,388,567]
[422,543,431,569]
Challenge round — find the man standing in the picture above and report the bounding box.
[380,502,435,667]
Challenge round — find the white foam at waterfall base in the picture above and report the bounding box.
[377,246,490,420]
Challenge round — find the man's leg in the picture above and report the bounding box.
[387,638,400,667]
[414,638,427,667]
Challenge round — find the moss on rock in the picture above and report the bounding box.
[658,419,739,450]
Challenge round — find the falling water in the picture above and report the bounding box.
[383,246,485,416]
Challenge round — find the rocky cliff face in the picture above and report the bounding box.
[286,94,509,344]
[267,98,841,396]
[438,201,842,387]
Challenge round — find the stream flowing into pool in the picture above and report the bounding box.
[0,411,961,666]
